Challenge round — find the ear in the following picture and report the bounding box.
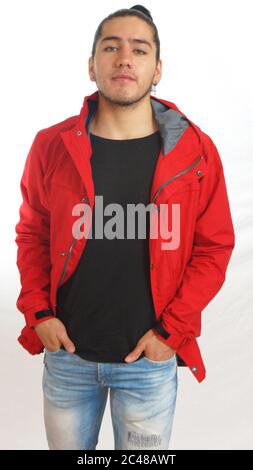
[154,58,162,86]
[88,56,95,81]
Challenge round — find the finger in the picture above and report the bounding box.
[125,347,144,362]
[59,332,75,353]
[45,344,61,352]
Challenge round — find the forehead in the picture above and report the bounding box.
[100,16,153,42]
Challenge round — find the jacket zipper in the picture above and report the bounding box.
[151,155,204,205]
[56,198,90,293]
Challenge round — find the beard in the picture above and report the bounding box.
[95,78,153,107]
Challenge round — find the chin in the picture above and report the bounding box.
[101,89,139,106]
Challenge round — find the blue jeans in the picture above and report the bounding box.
[42,348,178,450]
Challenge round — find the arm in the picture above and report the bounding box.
[15,132,54,329]
[152,134,235,350]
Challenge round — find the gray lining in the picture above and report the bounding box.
[84,96,190,156]
[151,100,189,155]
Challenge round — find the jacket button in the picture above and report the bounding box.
[61,252,66,256]
[150,263,154,269]
[196,170,203,177]
[76,130,82,136]
[191,366,197,372]
[81,196,87,202]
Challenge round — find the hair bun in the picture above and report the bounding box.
[130,4,153,21]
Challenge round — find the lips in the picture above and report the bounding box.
[112,74,136,81]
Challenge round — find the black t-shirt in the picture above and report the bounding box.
[56,130,162,362]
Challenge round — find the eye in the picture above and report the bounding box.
[104,46,117,51]
[134,49,147,54]
[103,46,147,54]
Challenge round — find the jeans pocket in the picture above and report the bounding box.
[142,354,176,365]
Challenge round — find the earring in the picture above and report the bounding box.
[152,82,157,95]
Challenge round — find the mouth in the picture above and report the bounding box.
[112,75,136,83]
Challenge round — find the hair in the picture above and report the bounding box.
[91,5,160,64]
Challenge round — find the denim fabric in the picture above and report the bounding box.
[42,348,178,450]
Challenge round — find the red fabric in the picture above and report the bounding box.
[15,91,235,383]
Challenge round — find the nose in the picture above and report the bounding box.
[115,45,133,68]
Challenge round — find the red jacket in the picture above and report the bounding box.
[15,90,235,383]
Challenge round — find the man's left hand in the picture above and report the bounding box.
[124,328,176,362]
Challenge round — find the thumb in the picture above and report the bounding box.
[59,331,76,353]
[125,345,144,363]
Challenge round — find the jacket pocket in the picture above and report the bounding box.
[152,154,208,205]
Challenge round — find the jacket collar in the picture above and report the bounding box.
[79,90,201,156]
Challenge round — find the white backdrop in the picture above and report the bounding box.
[0,0,252,450]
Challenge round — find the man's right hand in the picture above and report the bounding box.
[34,318,76,353]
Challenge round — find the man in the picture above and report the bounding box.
[15,5,235,450]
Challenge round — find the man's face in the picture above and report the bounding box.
[89,16,162,106]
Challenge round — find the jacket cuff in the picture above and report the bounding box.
[152,320,171,338]
[25,309,55,329]
[152,320,187,350]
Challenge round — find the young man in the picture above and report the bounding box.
[15,5,235,450]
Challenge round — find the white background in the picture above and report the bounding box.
[0,0,252,450]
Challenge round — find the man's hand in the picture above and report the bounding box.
[124,328,176,362]
[34,318,76,353]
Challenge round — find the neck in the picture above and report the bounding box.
[89,93,159,139]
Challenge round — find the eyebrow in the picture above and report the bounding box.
[100,35,152,49]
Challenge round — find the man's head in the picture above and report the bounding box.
[88,5,162,107]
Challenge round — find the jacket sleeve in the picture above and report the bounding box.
[15,131,55,328]
[152,134,235,350]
